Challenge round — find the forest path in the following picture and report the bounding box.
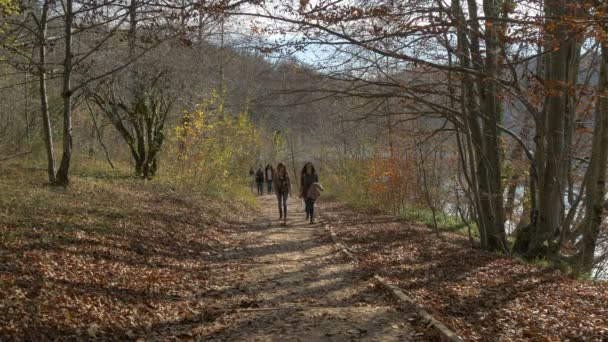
[206,195,415,341]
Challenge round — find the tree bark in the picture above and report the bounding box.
[576,43,608,276]
[480,0,508,252]
[55,0,74,186]
[455,0,488,247]
[38,0,56,184]
[527,0,578,257]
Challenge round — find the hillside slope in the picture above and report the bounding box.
[0,166,254,339]
[321,201,608,341]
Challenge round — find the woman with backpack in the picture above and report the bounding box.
[273,163,292,224]
[300,162,320,223]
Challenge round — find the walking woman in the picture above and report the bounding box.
[265,164,274,194]
[300,162,319,223]
[249,166,255,193]
[255,165,265,195]
[273,163,292,224]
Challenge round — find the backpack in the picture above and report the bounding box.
[276,175,290,192]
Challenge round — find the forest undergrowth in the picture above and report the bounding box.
[321,201,608,341]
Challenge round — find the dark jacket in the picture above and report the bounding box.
[255,169,264,183]
[300,173,319,198]
[274,172,292,194]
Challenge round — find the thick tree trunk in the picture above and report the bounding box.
[55,0,74,186]
[480,0,507,252]
[451,0,508,252]
[576,44,608,276]
[455,0,488,247]
[564,31,582,209]
[527,0,577,257]
[38,0,56,184]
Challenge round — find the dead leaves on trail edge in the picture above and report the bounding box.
[321,201,608,341]
[2,166,607,341]
[0,168,253,340]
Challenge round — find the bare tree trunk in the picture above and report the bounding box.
[128,0,137,57]
[24,72,30,139]
[528,0,578,257]
[576,44,608,276]
[86,100,114,169]
[416,137,440,238]
[455,0,488,247]
[38,0,56,184]
[465,0,497,250]
[504,121,531,223]
[55,0,74,186]
[288,133,298,190]
[481,0,508,252]
[450,0,508,252]
[455,123,479,248]
[564,30,583,209]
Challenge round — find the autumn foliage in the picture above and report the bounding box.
[169,91,261,196]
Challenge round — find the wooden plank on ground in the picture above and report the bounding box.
[325,224,463,342]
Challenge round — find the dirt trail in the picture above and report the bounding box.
[206,195,415,341]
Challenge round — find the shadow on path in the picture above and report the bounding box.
[201,195,418,341]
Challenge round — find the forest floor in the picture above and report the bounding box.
[320,201,608,341]
[2,166,608,341]
[0,166,421,341]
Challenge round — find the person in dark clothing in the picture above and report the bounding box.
[255,165,265,195]
[249,167,255,192]
[300,162,319,223]
[265,164,274,194]
[273,163,292,224]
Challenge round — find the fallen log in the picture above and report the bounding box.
[325,224,463,342]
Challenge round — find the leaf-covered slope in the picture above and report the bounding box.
[0,166,254,339]
[321,201,608,341]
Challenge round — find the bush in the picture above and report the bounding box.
[165,91,261,203]
[323,153,476,237]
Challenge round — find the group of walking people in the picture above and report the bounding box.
[253,165,276,195]
[250,162,323,224]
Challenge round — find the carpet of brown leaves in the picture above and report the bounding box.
[4,165,607,341]
[320,201,608,341]
[0,167,254,340]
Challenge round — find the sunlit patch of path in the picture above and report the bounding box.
[206,195,416,341]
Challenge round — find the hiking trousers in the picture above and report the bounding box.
[305,198,316,221]
[277,191,288,219]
